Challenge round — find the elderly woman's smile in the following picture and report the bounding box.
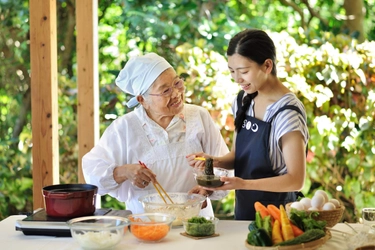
[169,98,183,108]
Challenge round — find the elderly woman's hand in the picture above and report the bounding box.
[188,185,213,209]
[113,163,156,188]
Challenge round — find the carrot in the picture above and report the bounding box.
[268,204,304,237]
[267,204,281,221]
[291,222,304,236]
[254,201,270,219]
[271,219,284,245]
[279,204,294,241]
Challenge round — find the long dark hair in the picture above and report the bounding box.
[228,29,277,132]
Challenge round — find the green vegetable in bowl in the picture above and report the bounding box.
[185,217,215,236]
[188,216,210,224]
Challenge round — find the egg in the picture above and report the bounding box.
[311,193,325,209]
[322,202,336,210]
[299,197,312,209]
[308,207,319,211]
[315,190,329,203]
[290,201,305,211]
[329,198,341,208]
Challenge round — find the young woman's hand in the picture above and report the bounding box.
[204,176,247,191]
[185,152,212,169]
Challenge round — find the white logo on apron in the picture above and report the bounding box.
[242,119,247,128]
[245,121,252,130]
[251,123,259,132]
[242,119,258,132]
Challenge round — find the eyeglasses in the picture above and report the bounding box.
[148,77,185,97]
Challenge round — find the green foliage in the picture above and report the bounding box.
[276,31,375,221]
[1,0,374,222]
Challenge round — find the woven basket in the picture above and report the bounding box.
[285,202,345,228]
[245,230,331,250]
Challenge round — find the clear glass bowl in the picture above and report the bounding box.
[193,167,228,188]
[138,192,206,226]
[67,215,130,250]
[127,213,175,242]
[182,216,219,237]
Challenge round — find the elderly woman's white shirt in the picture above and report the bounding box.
[82,104,230,216]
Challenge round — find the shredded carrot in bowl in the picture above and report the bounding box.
[130,223,170,242]
[128,215,173,242]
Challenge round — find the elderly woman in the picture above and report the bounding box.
[82,53,229,216]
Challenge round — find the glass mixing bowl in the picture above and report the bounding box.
[127,213,175,242]
[67,215,130,250]
[138,192,206,226]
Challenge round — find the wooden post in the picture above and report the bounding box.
[29,0,59,210]
[344,0,365,42]
[76,0,99,183]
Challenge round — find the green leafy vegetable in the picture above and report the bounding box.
[289,208,326,231]
[185,217,215,236]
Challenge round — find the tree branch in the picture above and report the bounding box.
[301,0,329,27]
[279,0,306,29]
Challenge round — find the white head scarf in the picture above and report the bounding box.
[115,53,172,108]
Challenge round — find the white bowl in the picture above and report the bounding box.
[67,215,130,250]
[138,192,206,226]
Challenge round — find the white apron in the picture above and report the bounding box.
[120,106,214,217]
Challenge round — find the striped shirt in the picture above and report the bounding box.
[232,92,309,175]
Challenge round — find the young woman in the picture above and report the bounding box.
[187,29,309,220]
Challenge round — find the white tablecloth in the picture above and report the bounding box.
[0,215,368,250]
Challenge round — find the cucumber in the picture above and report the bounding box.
[248,221,258,232]
[276,229,326,246]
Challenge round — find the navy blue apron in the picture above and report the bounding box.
[234,90,304,220]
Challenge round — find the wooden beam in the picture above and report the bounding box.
[29,0,59,210]
[76,0,99,183]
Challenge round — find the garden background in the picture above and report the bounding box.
[0,0,374,222]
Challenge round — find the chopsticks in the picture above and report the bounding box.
[138,161,174,204]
